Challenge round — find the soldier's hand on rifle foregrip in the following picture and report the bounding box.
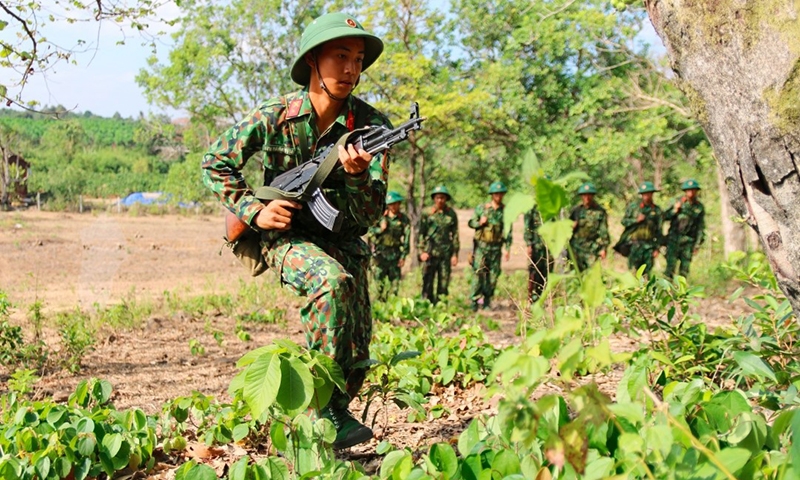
[254,199,302,231]
[339,143,372,175]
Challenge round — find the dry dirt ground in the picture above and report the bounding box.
[0,208,750,471]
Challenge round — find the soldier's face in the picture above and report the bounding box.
[580,193,593,206]
[308,37,365,99]
[685,188,698,200]
[433,194,448,208]
[641,192,654,204]
[491,192,505,203]
[387,202,400,214]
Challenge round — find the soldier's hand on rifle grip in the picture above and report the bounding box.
[254,199,302,231]
[480,216,488,226]
[636,213,646,223]
[600,250,607,260]
[339,143,373,175]
[450,255,458,267]
[420,252,430,262]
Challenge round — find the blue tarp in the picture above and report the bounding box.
[121,192,198,208]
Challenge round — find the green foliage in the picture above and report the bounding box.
[54,310,96,374]
[0,378,157,480]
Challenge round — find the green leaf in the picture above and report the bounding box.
[538,220,574,260]
[243,352,282,419]
[390,350,421,366]
[101,433,123,458]
[270,421,287,452]
[579,262,605,310]
[491,449,522,476]
[427,443,458,476]
[76,434,97,456]
[714,447,751,476]
[92,379,113,404]
[276,356,314,417]
[34,456,50,480]
[790,409,800,470]
[229,457,249,480]
[381,451,410,478]
[535,177,569,221]
[732,351,777,382]
[503,192,535,235]
[457,420,482,456]
[232,423,249,442]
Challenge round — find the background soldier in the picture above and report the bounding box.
[469,181,512,311]
[201,12,389,449]
[524,204,552,303]
[367,191,411,301]
[616,181,663,275]
[664,179,706,278]
[417,185,459,303]
[569,182,610,272]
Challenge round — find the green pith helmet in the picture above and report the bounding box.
[386,191,404,204]
[488,181,508,194]
[577,182,597,194]
[291,13,384,85]
[681,179,701,190]
[430,185,451,200]
[637,181,659,194]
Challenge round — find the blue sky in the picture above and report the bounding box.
[1,6,665,120]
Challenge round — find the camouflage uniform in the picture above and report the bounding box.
[367,208,410,301]
[468,190,512,310]
[202,85,392,409]
[569,203,610,272]
[620,200,663,275]
[417,203,460,303]
[664,180,705,278]
[524,205,552,302]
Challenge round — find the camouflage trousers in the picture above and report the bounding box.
[470,244,502,308]
[372,250,402,301]
[528,248,553,303]
[628,240,658,276]
[570,239,600,272]
[665,239,695,278]
[266,234,371,408]
[421,254,453,304]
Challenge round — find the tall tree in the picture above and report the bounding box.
[646,1,800,312]
[137,0,333,130]
[0,0,174,112]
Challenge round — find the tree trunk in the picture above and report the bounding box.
[717,164,746,257]
[646,1,800,313]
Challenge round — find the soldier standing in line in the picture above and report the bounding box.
[664,179,706,278]
[367,191,411,300]
[524,204,552,303]
[417,185,459,303]
[616,181,663,276]
[202,13,390,449]
[569,182,610,272]
[468,181,512,311]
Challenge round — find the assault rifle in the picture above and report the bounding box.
[225,103,425,241]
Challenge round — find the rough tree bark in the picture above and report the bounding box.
[646,0,800,313]
[717,165,747,257]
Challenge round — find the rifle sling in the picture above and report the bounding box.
[253,128,368,202]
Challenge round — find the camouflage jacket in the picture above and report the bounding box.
[663,197,705,248]
[469,202,512,251]
[523,206,547,255]
[569,202,610,251]
[201,88,392,256]
[621,201,663,243]
[417,206,460,258]
[367,211,411,260]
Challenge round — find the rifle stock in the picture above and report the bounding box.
[225,210,251,243]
